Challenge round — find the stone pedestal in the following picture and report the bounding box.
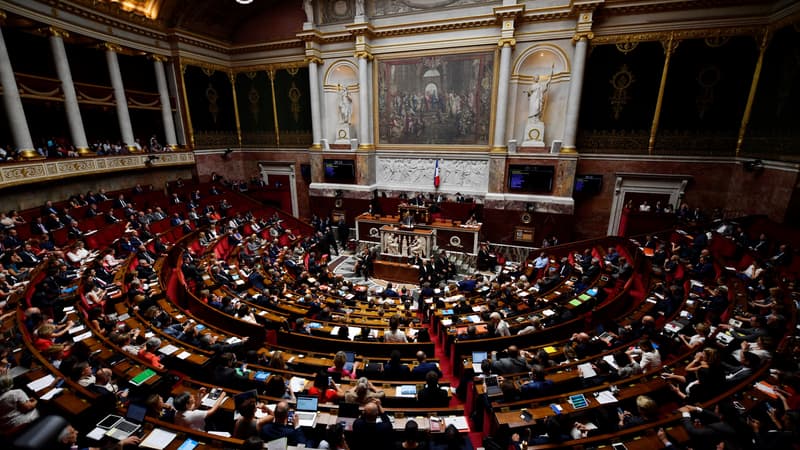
[522,118,545,147]
[334,124,353,145]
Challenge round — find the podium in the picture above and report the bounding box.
[380,225,434,258]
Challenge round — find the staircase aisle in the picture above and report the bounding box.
[422,315,486,448]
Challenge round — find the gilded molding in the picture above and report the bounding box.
[149,54,169,62]
[489,145,508,154]
[357,144,376,151]
[0,152,197,189]
[591,26,763,46]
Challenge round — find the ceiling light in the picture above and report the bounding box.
[236,0,254,4]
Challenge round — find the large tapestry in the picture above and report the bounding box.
[377,51,494,145]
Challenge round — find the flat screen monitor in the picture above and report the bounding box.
[323,159,356,183]
[508,165,554,193]
[574,174,603,195]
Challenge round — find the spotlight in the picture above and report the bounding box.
[236,0,254,4]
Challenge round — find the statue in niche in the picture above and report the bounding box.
[337,85,353,124]
[386,234,400,255]
[355,0,365,17]
[303,0,314,23]
[524,65,554,121]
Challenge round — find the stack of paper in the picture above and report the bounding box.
[139,429,177,449]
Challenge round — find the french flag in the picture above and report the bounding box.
[433,159,440,188]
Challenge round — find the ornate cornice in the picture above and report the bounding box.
[46,26,69,38]
[590,25,765,45]
[493,5,525,21]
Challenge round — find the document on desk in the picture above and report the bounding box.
[158,344,179,355]
[443,416,470,431]
[40,387,63,400]
[577,363,597,378]
[139,428,177,449]
[176,351,191,360]
[397,385,418,397]
[289,376,307,393]
[27,374,55,392]
[72,331,93,342]
[595,390,618,404]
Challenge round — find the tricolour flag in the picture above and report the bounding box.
[434,159,440,187]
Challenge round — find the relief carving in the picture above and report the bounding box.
[377,157,488,191]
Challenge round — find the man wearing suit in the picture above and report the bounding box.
[411,351,442,380]
[18,243,41,268]
[350,400,393,450]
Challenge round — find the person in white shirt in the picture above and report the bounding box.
[627,339,661,374]
[174,388,227,431]
[490,312,511,337]
[66,241,90,265]
[383,315,408,343]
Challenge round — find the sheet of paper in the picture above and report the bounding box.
[595,390,618,404]
[86,427,106,441]
[139,428,177,450]
[40,387,63,400]
[176,351,191,360]
[577,363,597,378]
[443,416,469,431]
[27,374,55,392]
[73,331,92,342]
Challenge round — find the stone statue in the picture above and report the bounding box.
[338,85,353,124]
[303,0,314,23]
[387,234,400,255]
[355,0,365,17]
[524,65,554,121]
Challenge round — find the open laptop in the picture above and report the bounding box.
[484,374,502,396]
[99,403,147,440]
[471,351,488,373]
[294,396,319,428]
[344,351,356,372]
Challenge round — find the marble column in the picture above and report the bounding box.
[561,35,590,153]
[0,20,36,158]
[105,44,136,151]
[50,29,90,155]
[153,57,178,147]
[492,41,513,150]
[307,58,322,149]
[357,54,370,148]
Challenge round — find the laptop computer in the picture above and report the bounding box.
[484,374,501,396]
[344,351,356,372]
[472,351,488,373]
[99,403,147,440]
[294,396,319,427]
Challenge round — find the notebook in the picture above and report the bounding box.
[484,374,501,396]
[472,351,488,373]
[130,368,157,386]
[100,403,147,440]
[294,396,318,427]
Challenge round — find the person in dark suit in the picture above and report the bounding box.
[417,371,449,407]
[350,400,393,450]
[411,351,441,380]
[383,350,410,380]
[259,401,308,446]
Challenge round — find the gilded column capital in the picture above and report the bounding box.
[47,26,70,39]
[149,54,169,63]
[572,32,594,43]
[305,56,324,65]
[103,42,123,53]
[497,38,516,48]
[354,50,373,61]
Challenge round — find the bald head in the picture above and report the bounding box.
[363,401,379,421]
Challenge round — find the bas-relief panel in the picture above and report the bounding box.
[376,157,488,192]
[372,0,492,16]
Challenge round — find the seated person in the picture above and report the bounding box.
[308,371,345,403]
[173,388,228,432]
[410,351,441,380]
[344,377,385,405]
[383,350,411,380]
[259,401,308,446]
[328,351,356,380]
[417,371,449,407]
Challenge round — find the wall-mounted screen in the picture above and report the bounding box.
[508,165,554,193]
[323,159,356,183]
[574,174,603,195]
